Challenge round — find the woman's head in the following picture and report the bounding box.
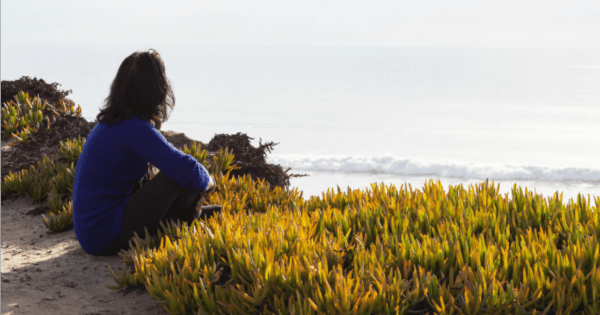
[96,49,175,129]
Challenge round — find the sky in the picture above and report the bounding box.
[2,0,599,48]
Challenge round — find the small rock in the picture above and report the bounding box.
[2,279,10,283]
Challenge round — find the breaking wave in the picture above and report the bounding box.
[268,154,600,183]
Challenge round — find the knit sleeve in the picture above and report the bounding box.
[121,117,210,191]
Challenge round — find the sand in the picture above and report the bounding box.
[1,137,167,315]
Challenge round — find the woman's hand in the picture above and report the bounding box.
[205,176,216,193]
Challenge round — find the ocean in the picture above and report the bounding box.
[2,41,599,201]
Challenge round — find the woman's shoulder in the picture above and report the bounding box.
[129,115,154,127]
[98,114,150,126]
[103,115,153,130]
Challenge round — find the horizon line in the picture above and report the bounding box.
[2,39,598,51]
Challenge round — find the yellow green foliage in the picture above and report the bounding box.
[43,198,73,232]
[181,141,209,166]
[1,156,73,201]
[181,141,242,178]
[52,97,82,117]
[2,137,80,232]
[1,90,82,142]
[108,165,600,314]
[59,136,86,164]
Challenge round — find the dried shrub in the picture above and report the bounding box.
[206,132,307,190]
[1,76,72,106]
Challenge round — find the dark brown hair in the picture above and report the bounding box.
[96,49,175,129]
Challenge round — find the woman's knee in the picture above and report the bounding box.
[176,189,204,208]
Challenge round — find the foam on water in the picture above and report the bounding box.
[269,154,600,183]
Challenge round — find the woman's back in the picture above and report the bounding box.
[72,115,209,254]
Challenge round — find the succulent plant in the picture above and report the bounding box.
[105,175,600,314]
[1,91,82,142]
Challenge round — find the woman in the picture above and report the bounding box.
[72,49,219,256]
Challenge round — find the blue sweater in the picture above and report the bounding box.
[72,115,210,254]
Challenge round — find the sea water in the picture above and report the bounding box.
[2,41,599,201]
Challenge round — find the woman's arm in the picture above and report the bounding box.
[120,117,211,192]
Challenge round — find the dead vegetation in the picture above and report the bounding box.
[206,132,307,189]
[1,76,73,106]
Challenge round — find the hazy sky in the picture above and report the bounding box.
[2,0,599,48]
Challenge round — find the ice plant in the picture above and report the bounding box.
[107,172,600,314]
[2,141,77,232]
[59,136,86,164]
[1,90,82,142]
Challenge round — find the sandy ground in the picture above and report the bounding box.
[1,138,168,315]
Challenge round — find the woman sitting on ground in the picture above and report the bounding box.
[72,49,219,256]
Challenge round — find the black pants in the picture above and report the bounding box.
[96,171,204,256]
